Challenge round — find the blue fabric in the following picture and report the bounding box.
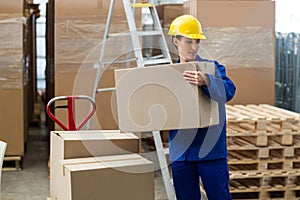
[168,55,236,161]
[172,158,232,200]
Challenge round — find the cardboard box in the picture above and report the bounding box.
[184,0,275,28]
[56,0,129,17]
[54,1,142,130]
[115,62,219,132]
[58,154,154,200]
[227,66,275,105]
[0,0,23,14]
[54,67,118,130]
[183,0,275,105]
[50,131,140,199]
[156,4,183,28]
[0,89,25,156]
[0,14,25,156]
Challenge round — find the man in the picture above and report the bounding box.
[168,15,236,200]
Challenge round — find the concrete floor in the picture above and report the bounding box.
[1,124,50,200]
[1,118,168,200]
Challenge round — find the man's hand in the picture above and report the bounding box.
[183,70,209,86]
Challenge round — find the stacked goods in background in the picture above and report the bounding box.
[155,3,183,62]
[54,0,142,130]
[226,104,300,199]
[0,1,27,159]
[183,0,275,105]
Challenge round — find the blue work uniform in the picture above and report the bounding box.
[169,55,236,200]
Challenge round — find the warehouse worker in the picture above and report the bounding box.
[168,15,236,200]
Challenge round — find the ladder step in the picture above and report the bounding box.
[143,58,171,66]
[138,30,162,36]
[108,32,130,37]
[100,57,137,65]
[164,147,169,155]
[109,31,162,38]
[96,87,116,93]
[131,3,153,8]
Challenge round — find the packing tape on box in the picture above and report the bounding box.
[62,155,144,176]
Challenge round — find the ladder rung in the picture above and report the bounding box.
[96,87,116,93]
[109,31,162,38]
[131,3,152,8]
[108,32,130,37]
[100,57,137,65]
[143,58,171,66]
[137,30,161,36]
[163,147,169,155]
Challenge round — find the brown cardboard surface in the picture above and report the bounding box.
[50,131,140,199]
[0,89,24,156]
[199,27,275,69]
[54,1,143,130]
[56,0,127,17]
[54,67,118,130]
[0,0,23,14]
[58,154,154,200]
[183,0,275,28]
[156,4,183,28]
[115,62,219,132]
[227,66,275,105]
[54,16,133,65]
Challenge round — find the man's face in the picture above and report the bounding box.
[174,37,200,62]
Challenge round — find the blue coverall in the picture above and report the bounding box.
[169,55,236,200]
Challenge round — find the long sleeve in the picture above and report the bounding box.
[201,61,236,103]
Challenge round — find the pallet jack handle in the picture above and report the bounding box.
[46,95,96,131]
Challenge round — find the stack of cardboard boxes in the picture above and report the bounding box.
[0,1,26,157]
[50,130,154,200]
[183,0,275,105]
[54,0,142,130]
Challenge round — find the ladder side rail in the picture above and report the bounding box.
[152,131,177,200]
[87,0,116,130]
[93,0,116,101]
[150,6,173,63]
[123,0,145,67]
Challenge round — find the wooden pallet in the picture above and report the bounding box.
[231,189,300,200]
[227,104,299,124]
[2,156,22,171]
[228,137,297,159]
[226,105,300,146]
[230,170,300,193]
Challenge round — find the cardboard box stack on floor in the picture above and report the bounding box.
[54,0,142,130]
[50,130,154,200]
[184,0,276,105]
[0,1,26,156]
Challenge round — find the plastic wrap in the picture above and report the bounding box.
[55,16,141,72]
[0,15,25,89]
[199,27,275,68]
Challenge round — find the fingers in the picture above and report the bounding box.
[183,70,206,86]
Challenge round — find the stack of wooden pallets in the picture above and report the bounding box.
[226,104,300,200]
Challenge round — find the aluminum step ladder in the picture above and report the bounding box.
[92,0,175,199]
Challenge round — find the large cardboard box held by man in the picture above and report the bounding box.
[50,131,139,199]
[57,154,154,200]
[114,62,219,132]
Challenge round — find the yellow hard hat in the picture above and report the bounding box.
[168,15,206,40]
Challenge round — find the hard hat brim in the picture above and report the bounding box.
[168,30,206,40]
